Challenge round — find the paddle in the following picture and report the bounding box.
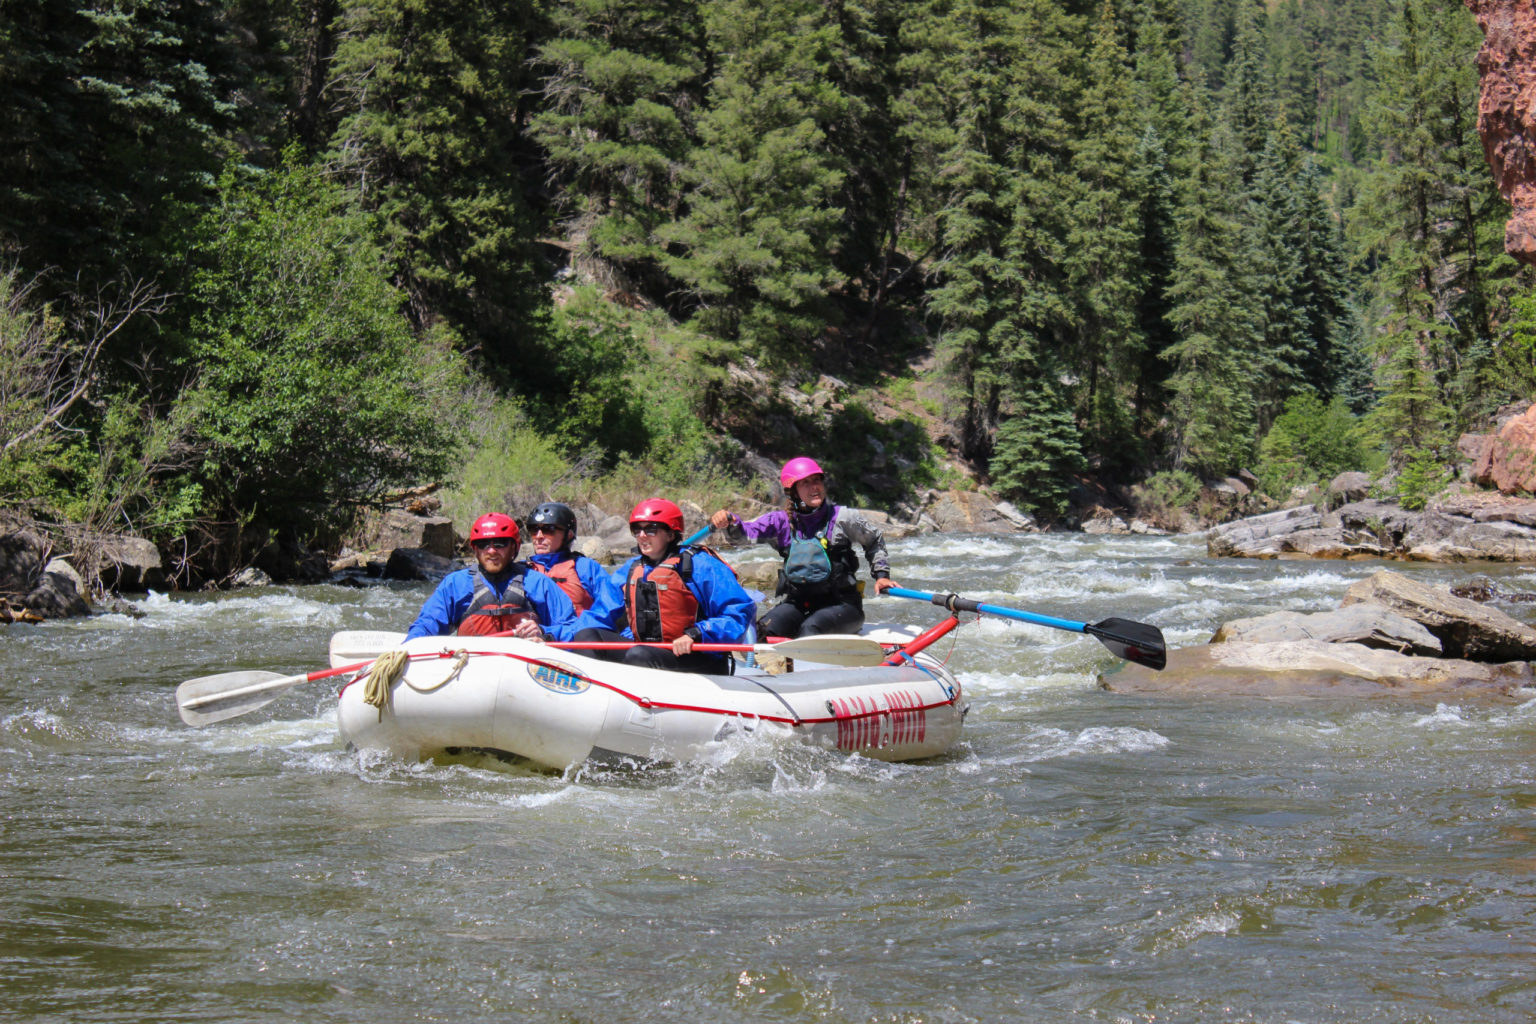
[177,658,375,727]
[326,630,887,667]
[557,634,887,665]
[886,587,1167,670]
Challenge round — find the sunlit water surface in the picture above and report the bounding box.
[4,533,1536,1022]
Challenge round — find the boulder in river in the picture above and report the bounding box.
[1099,641,1533,701]
[1340,569,1536,662]
[384,547,458,581]
[0,529,91,620]
[1210,604,1443,656]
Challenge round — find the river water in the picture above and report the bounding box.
[3,532,1536,1023]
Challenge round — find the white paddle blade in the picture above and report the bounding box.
[769,635,887,666]
[329,630,407,668]
[176,670,293,727]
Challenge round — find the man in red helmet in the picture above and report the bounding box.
[404,513,579,641]
[573,498,755,672]
[709,457,896,638]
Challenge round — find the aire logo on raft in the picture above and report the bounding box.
[527,661,590,694]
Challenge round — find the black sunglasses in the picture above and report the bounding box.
[529,524,564,535]
[630,522,668,536]
[471,538,512,550]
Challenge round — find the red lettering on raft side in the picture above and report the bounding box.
[829,689,931,752]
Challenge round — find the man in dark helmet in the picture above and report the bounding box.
[573,498,754,673]
[404,513,578,641]
[524,501,624,632]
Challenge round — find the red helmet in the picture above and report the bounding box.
[628,498,685,533]
[780,456,824,490]
[469,513,519,547]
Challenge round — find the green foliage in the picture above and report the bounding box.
[1485,287,1536,403]
[1395,444,1450,511]
[439,397,572,531]
[990,377,1085,519]
[658,0,848,359]
[524,288,651,464]
[181,156,468,542]
[2,0,1520,583]
[1255,390,1370,497]
[0,271,73,513]
[1131,468,1200,526]
[533,0,701,271]
[0,0,243,292]
[1348,0,1511,458]
[325,0,546,362]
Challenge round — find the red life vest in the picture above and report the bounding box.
[624,551,700,643]
[532,556,592,614]
[458,566,539,636]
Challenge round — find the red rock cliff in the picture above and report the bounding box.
[1468,0,1536,264]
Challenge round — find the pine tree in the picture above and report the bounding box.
[533,0,703,281]
[924,0,1082,469]
[1063,1,1148,471]
[325,0,546,361]
[1350,0,1512,455]
[1163,114,1262,475]
[657,0,847,360]
[0,0,243,290]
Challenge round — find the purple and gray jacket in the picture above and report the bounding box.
[720,503,892,582]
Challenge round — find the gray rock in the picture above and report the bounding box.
[1327,471,1372,504]
[231,567,272,587]
[1405,520,1536,562]
[384,547,459,582]
[924,490,1029,534]
[23,571,91,619]
[1098,640,1534,700]
[1206,506,1323,557]
[1341,569,1536,661]
[0,530,46,599]
[43,557,86,598]
[1211,604,1442,656]
[571,536,610,564]
[94,535,166,592]
[375,510,457,559]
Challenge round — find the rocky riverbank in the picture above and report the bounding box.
[0,486,1050,621]
[1100,568,1536,701]
[1206,491,1536,562]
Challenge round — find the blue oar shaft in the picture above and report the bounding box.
[886,586,1087,634]
[684,525,710,545]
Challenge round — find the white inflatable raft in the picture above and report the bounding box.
[334,631,966,771]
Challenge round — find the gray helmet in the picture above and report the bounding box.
[527,501,578,536]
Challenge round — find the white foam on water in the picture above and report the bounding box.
[85,588,350,632]
[1412,703,1471,729]
[999,724,1170,763]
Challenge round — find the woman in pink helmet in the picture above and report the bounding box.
[710,458,896,639]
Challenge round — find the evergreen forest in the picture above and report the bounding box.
[1,0,1531,584]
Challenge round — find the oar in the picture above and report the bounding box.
[326,630,887,667]
[554,634,886,666]
[330,630,407,667]
[177,658,376,727]
[886,587,1167,670]
[683,525,710,545]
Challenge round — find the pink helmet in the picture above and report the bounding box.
[628,497,685,533]
[780,456,824,490]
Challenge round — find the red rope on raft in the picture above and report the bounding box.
[337,638,963,727]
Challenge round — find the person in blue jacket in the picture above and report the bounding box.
[523,501,626,637]
[573,498,755,673]
[405,513,579,642]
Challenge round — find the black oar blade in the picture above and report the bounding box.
[1086,617,1167,671]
